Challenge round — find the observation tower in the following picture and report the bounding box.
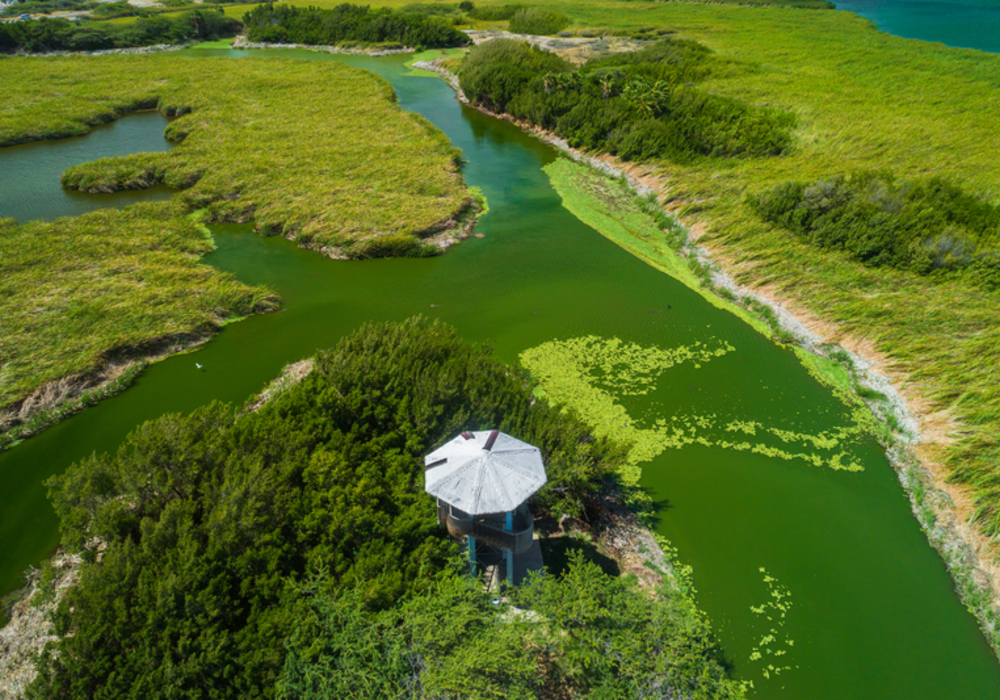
[424,430,546,586]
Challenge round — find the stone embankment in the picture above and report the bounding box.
[231,35,415,56]
[15,43,191,57]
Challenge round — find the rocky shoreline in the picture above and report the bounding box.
[12,42,194,58]
[418,56,1000,658]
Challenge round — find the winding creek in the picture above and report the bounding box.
[2,46,1000,698]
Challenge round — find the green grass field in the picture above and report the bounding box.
[0,54,472,441]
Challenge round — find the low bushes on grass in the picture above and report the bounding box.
[242,2,469,48]
[508,6,570,34]
[458,38,794,163]
[748,172,1000,289]
[467,2,524,20]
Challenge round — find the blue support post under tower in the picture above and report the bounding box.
[505,511,514,586]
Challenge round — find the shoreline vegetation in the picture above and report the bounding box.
[2,319,746,699]
[0,7,241,53]
[418,4,1000,658]
[0,203,278,452]
[0,53,476,450]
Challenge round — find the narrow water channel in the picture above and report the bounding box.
[1,49,998,698]
[0,111,174,223]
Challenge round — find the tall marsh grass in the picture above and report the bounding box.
[0,201,278,413]
[0,54,471,253]
[0,54,471,432]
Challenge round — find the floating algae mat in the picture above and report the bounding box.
[520,334,868,485]
[0,47,999,699]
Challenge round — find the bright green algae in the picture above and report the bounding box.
[521,335,868,486]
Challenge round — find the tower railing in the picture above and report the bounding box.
[437,501,535,554]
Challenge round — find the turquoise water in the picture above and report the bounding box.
[0,49,998,697]
[836,0,1000,52]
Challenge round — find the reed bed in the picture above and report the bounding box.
[0,201,277,412]
[0,54,471,253]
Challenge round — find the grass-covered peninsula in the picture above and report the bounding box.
[0,53,474,445]
[2,54,473,254]
[0,202,276,448]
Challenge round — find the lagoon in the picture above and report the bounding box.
[835,0,1000,53]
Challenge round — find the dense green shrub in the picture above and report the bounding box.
[507,7,570,35]
[458,39,794,163]
[242,3,468,48]
[27,319,628,698]
[89,1,144,19]
[747,172,1000,287]
[278,551,744,700]
[399,1,465,20]
[0,8,239,53]
[458,37,571,110]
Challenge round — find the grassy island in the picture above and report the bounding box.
[0,54,473,445]
[0,202,276,448]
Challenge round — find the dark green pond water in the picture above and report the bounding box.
[0,111,174,223]
[835,0,1000,53]
[1,49,999,698]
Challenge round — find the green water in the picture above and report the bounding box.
[1,50,999,698]
[0,111,175,223]
[836,0,1000,53]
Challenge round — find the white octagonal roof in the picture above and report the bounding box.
[424,430,547,515]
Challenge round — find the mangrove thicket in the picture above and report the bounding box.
[242,3,469,49]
